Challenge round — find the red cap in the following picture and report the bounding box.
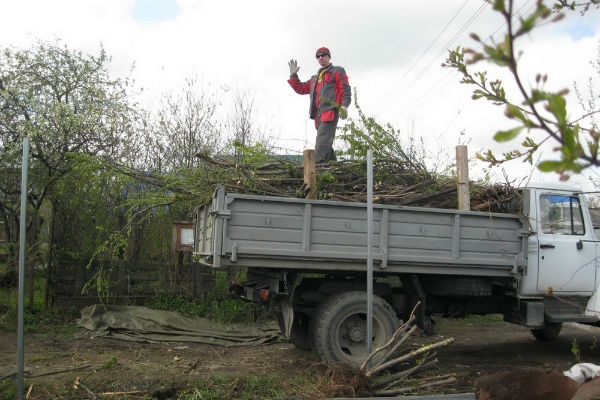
[316,47,331,58]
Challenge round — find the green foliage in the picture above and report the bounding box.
[0,380,18,400]
[233,141,275,166]
[571,338,582,363]
[146,290,276,325]
[443,0,600,180]
[317,172,335,190]
[435,314,506,328]
[0,273,79,333]
[97,357,117,370]
[337,94,427,172]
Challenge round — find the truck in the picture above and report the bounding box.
[193,182,600,366]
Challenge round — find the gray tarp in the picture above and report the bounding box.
[77,304,283,346]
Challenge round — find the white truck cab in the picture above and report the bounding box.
[520,182,599,297]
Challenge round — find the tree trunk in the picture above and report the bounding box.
[45,200,56,309]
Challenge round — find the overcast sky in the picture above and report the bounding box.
[3,0,600,189]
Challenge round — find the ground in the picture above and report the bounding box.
[1,316,599,399]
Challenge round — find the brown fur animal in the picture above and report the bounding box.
[572,376,600,400]
[475,368,578,400]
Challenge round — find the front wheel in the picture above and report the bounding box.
[310,291,399,367]
[531,322,563,341]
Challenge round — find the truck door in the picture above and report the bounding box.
[536,193,596,294]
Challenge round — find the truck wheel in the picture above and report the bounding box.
[311,291,399,367]
[277,312,312,351]
[530,322,563,341]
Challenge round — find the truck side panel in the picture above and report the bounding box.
[194,187,528,277]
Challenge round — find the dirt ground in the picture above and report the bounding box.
[2,317,600,399]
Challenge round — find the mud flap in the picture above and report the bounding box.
[280,298,294,339]
[404,274,433,335]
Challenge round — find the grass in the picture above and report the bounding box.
[180,375,315,400]
[145,271,277,325]
[0,380,18,400]
[145,291,276,325]
[0,270,79,333]
[434,313,506,329]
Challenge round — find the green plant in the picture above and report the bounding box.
[97,357,117,370]
[0,274,79,333]
[443,0,600,179]
[0,380,18,400]
[145,290,276,325]
[571,338,581,363]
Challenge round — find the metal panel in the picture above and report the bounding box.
[194,189,528,276]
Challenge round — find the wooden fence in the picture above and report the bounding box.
[53,261,216,307]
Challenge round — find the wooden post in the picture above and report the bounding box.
[303,149,317,199]
[456,145,470,211]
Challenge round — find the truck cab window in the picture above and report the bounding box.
[540,194,585,235]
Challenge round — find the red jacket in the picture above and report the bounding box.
[288,64,351,120]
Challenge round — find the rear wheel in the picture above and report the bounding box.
[310,291,399,367]
[531,322,562,341]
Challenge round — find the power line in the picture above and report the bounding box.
[373,0,472,114]
[388,0,534,126]
[379,1,489,117]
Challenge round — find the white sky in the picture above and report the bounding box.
[3,0,600,190]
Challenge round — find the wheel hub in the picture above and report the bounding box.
[348,325,365,343]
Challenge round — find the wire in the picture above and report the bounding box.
[387,0,535,126]
[373,0,473,114]
[376,1,490,119]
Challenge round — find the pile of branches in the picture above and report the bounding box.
[359,312,456,396]
[197,153,523,213]
[293,304,458,399]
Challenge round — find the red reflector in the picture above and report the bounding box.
[259,289,269,300]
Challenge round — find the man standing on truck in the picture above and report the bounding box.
[288,47,351,163]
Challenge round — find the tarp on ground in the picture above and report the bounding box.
[77,304,283,346]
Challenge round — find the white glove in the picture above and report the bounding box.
[340,106,348,120]
[288,59,300,76]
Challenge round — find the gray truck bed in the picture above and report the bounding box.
[193,186,529,277]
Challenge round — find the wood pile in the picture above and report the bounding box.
[197,153,523,213]
[357,304,456,396]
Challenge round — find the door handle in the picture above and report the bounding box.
[540,244,555,249]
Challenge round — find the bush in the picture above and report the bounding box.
[146,291,276,325]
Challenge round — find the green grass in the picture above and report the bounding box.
[180,375,313,400]
[145,291,276,325]
[434,313,506,329]
[145,269,276,325]
[0,380,18,400]
[0,271,79,333]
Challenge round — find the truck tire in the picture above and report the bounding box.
[530,322,563,341]
[277,312,311,351]
[310,291,399,367]
[421,276,492,297]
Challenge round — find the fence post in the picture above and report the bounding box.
[303,149,317,199]
[456,145,470,211]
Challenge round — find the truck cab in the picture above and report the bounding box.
[507,183,600,338]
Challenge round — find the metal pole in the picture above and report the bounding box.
[17,137,29,400]
[366,149,373,362]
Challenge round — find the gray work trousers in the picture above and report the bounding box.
[315,110,339,163]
